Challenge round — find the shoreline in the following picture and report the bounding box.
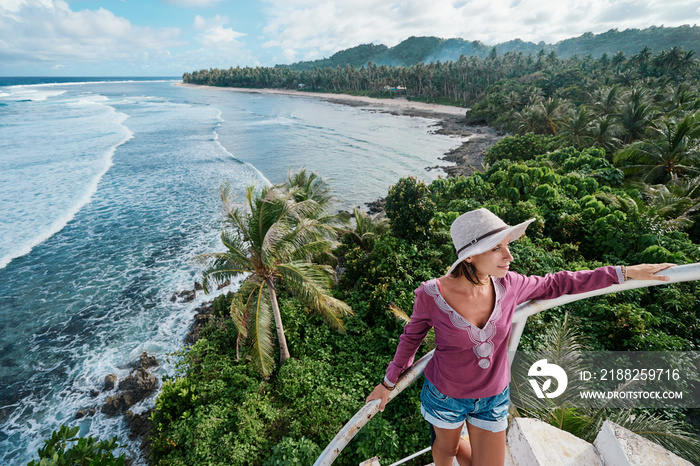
[177,83,503,179]
[176,82,468,117]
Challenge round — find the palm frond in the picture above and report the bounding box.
[388,303,435,350]
[585,410,700,463]
[285,167,335,205]
[196,230,253,293]
[388,304,410,323]
[228,279,259,361]
[277,262,353,330]
[246,281,275,377]
[198,255,251,293]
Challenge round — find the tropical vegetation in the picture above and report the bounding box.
[146,32,700,465]
[147,148,700,464]
[27,425,125,466]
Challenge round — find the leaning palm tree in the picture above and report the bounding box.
[197,178,352,376]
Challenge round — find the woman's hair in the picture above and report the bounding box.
[450,260,484,286]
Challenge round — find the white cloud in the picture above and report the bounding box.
[162,0,223,6]
[260,0,700,63]
[0,0,183,70]
[193,14,246,48]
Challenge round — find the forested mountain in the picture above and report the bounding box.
[282,25,700,70]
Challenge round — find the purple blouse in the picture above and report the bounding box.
[384,266,623,399]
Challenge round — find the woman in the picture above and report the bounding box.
[365,208,674,466]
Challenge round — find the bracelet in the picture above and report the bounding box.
[621,265,628,282]
[381,380,396,391]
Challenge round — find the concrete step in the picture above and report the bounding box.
[507,417,693,466]
[594,420,693,466]
[507,417,601,465]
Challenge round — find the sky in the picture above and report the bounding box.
[1,0,700,77]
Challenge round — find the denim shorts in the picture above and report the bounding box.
[420,378,510,433]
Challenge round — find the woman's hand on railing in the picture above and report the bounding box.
[627,263,676,281]
[366,383,392,412]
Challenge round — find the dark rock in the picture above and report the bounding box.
[126,409,153,441]
[194,282,203,291]
[138,352,158,370]
[118,367,158,395]
[104,374,117,391]
[102,394,130,416]
[216,280,231,290]
[127,408,154,462]
[171,289,196,303]
[90,389,99,398]
[365,198,385,215]
[89,408,96,416]
[184,301,213,345]
[102,367,158,416]
[76,409,87,419]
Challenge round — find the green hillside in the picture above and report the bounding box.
[282,25,700,70]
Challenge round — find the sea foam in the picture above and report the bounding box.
[0,92,133,270]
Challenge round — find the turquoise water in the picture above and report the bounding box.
[0,78,460,463]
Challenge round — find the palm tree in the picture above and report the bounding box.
[591,85,620,118]
[640,178,700,230]
[344,208,389,251]
[630,46,652,69]
[590,116,622,155]
[559,107,593,149]
[285,167,348,264]
[611,51,626,70]
[197,177,352,376]
[286,167,333,205]
[514,105,544,134]
[617,88,656,144]
[539,97,568,135]
[614,113,700,183]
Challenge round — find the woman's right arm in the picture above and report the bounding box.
[365,287,433,411]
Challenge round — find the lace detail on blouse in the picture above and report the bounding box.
[424,278,505,369]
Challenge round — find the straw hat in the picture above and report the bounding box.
[447,208,535,275]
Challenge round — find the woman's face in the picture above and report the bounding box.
[467,236,513,279]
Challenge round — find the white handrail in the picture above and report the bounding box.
[313,263,700,466]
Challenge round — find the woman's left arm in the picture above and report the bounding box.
[626,263,676,281]
[510,263,677,304]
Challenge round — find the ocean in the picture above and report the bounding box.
[0,77,461,464]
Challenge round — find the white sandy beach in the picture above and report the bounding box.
[176,82,468,118]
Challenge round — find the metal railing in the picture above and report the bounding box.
[314,263,700,466]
